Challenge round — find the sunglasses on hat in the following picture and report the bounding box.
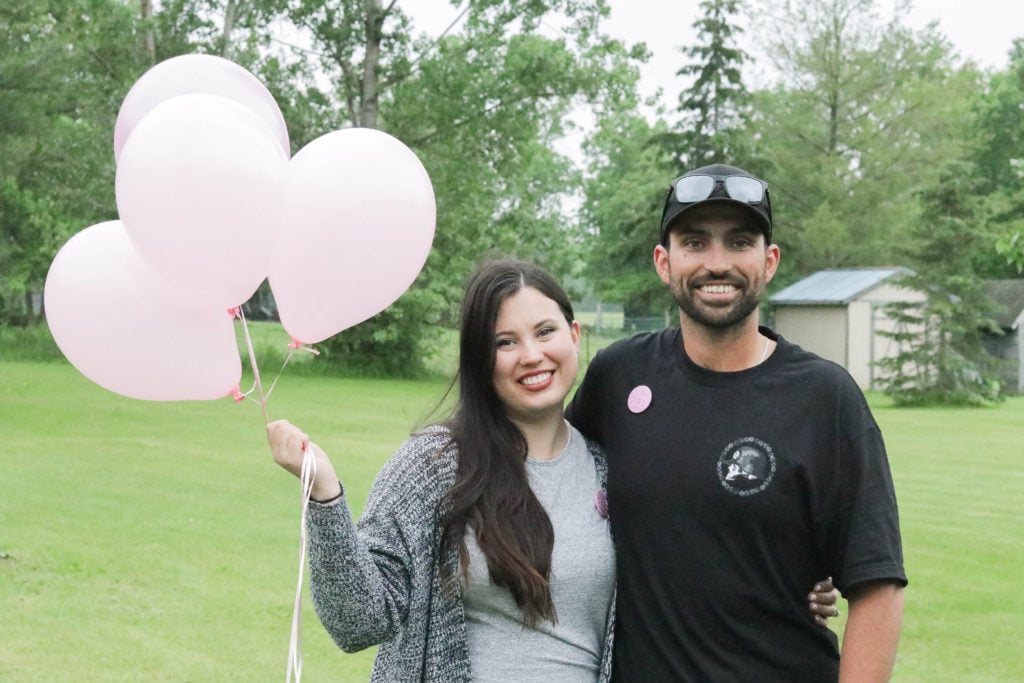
[671,173,769,207]
[661,170,773,245]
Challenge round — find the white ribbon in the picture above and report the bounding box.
[286,445,317,682]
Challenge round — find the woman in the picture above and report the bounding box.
[268,258,838,682]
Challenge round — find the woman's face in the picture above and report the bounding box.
[491,286,580,424]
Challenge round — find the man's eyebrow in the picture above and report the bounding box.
[675,224,759,236]
[674,224,710,235]
[729,225,761,235]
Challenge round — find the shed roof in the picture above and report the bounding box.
[770,267,911,305]
[986,279,1024,329]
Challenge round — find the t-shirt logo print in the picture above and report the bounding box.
[717,437,776,496]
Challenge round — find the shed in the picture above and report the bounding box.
[769,268,923,390]
[983,279,1024,393]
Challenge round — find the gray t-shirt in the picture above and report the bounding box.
[463,425,616,682]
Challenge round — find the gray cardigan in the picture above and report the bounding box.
[305,426,615,682]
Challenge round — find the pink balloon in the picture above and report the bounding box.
[114,54,289,162]
[269,128,436,344]
[115,93,287,308]
[44,221,242,401]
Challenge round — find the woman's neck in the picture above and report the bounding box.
[511,412,569,461]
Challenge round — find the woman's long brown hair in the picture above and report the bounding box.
[440,258,575,627]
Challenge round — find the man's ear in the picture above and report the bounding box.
[764,243,781,284]
[654,244,671,284]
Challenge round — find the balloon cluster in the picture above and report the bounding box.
[44,55,436,402]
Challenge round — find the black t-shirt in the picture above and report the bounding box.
[566,327,907,682]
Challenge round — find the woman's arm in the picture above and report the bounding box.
[267,420,430,652]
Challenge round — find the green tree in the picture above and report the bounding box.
[751,0,980,284]
[582,0,755,324]
[674,0,752,166]
[582,111,675,323]
[0,0,145,323]
[874,161,1005,406]
[251,0,643,375]
[971,39,1024,275]
[996,229,1024,273]
[3,0,643,373]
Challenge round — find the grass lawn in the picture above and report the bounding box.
[866,393,1024,681]
[2,359,1022,681]
[0,360,424,681]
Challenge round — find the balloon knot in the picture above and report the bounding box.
[230,386,246,403]
[289,338,320,355]
[227,306,241,318]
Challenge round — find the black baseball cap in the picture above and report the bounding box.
[660,164,773,245]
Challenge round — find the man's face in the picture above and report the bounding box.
[653,203,779,330]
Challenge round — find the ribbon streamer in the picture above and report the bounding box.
[287,444,317,682]
[231,306,318,682]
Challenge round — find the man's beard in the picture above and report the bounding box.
[669,274,765,329]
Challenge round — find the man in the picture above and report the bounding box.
[567,164,906,681]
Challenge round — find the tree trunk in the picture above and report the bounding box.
[24,290,37,324]
[360,0,385,129]
[221,0,238,59]
[140,0,156,63]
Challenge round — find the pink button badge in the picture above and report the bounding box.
[627,384,652,414]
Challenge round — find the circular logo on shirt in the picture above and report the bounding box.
[717,437,776,496]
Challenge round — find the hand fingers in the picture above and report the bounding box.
[809,600,841,627]
[812,607,840,625]
[810,589,839,606]
[266,420,309,466]
[267,420,307,448]
[808,576,840,626]
[808,576,838,605]
[809,601,841,616]
[266,419,291,445]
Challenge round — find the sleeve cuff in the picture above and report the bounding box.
[310,481,344,505]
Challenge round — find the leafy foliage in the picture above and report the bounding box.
[971,38,1024,276]
[674,0,752,166]
[4,0,1024,396]
[874,161,1006,406]
[0,0,145,322]
[752,0,980,284]
[1,0,644,378]
[285,0,643,375]
[581,112,675,317]
[582,0,752,319]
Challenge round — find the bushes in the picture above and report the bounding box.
[0,323,62,361]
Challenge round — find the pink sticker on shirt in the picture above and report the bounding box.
[595,488,608,518]
[627,384,652,414]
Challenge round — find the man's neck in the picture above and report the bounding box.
[678,316,772,372]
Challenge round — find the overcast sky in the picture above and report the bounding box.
[409,0,1022,109]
